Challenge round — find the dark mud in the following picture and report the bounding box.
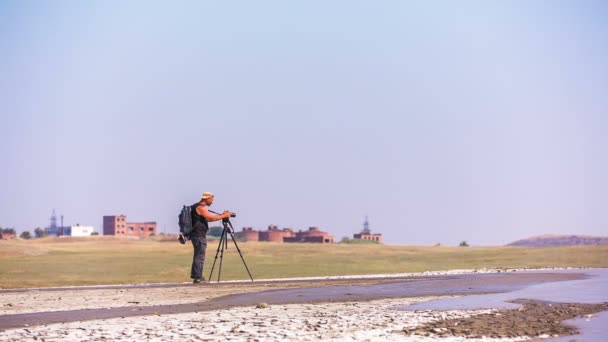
[206,271,587,306]
[404,299,608,339]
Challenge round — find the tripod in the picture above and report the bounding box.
[208,216,254,283]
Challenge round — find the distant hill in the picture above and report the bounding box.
[507,234,608,247]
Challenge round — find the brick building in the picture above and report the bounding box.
[353,216,382,243]
[1,228,16,240]
[284,227,334,244]
[258,225,295,242]
[239,227,259,242]
[238,225,333,243]
[103,215,157,237]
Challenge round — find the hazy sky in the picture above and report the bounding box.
[1,1,607,245]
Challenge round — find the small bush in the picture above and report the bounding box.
[208,226,223,237]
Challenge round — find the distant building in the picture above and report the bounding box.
[258,225,295,242]
[103,215,127,235]
[45,209,70,236]
[45,226,71,236]
[284,227,334,244]
[237,225,333,243]
[103,215,157,237]
[240,227,260,242]
[353,216,382,242]
[70,224,95,237]
[1,228,16,240]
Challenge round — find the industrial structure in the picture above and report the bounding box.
[43,210,96,237]
[103,215,157,237]
[353,216,382,242]
[238,225,334,243]
[45,209,71,236]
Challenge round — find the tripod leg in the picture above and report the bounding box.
[228,231,254,281]
[217,229,227,282]
[208,228,226,281]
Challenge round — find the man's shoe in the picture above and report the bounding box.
[193,277,206,284]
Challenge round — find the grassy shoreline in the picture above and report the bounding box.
[1,237,607,289]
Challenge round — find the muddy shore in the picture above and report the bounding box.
[0,268,606,341]
[407,299,608,339]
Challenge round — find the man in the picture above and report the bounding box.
[190,192,231,283]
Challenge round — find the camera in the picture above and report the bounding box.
[210,209,236,218]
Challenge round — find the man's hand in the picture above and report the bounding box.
[222,211,231,219]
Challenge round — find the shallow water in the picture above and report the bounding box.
[208,271,584,307]
[402,268,608,341]
[551,310,608,342]
[403,269,608,311]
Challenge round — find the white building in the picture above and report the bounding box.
[70,224,95,237]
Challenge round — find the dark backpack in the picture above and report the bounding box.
[178,205,193,244]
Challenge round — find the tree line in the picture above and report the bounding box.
[0,226,79,239]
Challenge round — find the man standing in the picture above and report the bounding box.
[190,192,231,283]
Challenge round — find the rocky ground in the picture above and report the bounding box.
[2,298,605,341]
[2,296,521,341]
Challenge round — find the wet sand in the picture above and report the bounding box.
[0,268,605,341]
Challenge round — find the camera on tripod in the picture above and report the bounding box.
[207,209,254,283]
[222,212,237,224]
[210,210,236,218]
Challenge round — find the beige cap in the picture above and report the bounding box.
[201,192,214,199]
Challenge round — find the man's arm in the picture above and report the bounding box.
[197,206,230,222]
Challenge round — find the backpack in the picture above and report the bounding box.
[178,205,193,244]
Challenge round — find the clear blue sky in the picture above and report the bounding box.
[1,1,607,245]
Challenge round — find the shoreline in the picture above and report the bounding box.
[1,268,605,341]
[0,266,589,293]
[5,296,606,341]
[0,267,587,316]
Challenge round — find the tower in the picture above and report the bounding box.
[362,216,370,234]
[50,209,58,229]
[60,215,64,235]
[46,209,63,236]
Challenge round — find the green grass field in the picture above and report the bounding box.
[1,237,607,289]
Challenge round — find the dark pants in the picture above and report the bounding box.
[190,236,207,279]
